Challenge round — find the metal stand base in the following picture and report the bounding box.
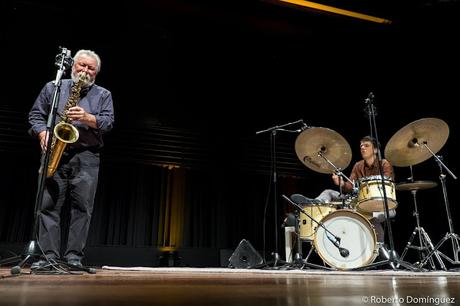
[352,249,424,272]
[291,240,333,271]
[0,240,41,275]
[400,226,446,270]
[418,232,460,269]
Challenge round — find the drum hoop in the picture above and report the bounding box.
[358,196,397,202]
[358,175,394,183]
[319,209,373,226]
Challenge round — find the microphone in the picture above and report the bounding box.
[364,92,374,104]
[326,232,350,258]
[88,267,97,274]
[11,265,21,275]
[339,247,350,258]
[294,120,309,133]
[55,47,73,70]
[60,46,71,57]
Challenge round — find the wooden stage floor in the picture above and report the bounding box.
[1,266,460,306]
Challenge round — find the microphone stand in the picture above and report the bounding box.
[282,195,338,270]
[0,47,72,274]
[0,48,95,275]
[354,93,421,271]
[256,119,308,268]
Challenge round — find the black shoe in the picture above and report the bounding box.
[67,259,83,269]
[31,259,50,271]
[290,194,323,205]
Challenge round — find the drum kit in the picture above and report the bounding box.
[288,118,459,271]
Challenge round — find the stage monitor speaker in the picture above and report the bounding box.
[228,239,264,268]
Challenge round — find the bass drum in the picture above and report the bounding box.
[314,209,378,270]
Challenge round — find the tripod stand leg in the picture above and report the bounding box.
[418,233,449,269]
[399,228,417,263]
[423,233,460,267]
[300,244,334,271]
[420,228,446,270]
[0,255,22,266]
[303,241,314,263]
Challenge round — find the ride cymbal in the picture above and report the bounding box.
[384,118,449,167]
[396,180,438,191]
[295,127,352,174]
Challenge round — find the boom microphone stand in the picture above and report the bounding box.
[0,48,95,275]
[0,47,72,274]
[256,119,308,268]
[282,195,338,270]
[354,93,420,271]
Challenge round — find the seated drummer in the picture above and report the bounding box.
[291,135,396,244]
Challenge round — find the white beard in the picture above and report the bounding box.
[71,70,95,87]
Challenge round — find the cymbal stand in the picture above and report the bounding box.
[399,187,446,270]
[354,92,421,271]
[256,119,308,267]
[317,151,354,186]
[318,151,358,203]
[417,149,460,269]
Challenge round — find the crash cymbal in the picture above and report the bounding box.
[295,127,352,174]
[384,118,449,167]
[396,180,438,191]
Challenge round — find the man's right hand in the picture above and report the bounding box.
[38,131,49,151]
[332,173,341,186]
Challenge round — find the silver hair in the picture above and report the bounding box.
[73,49,101,73]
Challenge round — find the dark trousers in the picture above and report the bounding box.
[369,218,384,243]
[38,150,99,261]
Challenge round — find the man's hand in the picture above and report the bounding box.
[332,173,341,186]
[67,106,97,128]
[38,130,49,151]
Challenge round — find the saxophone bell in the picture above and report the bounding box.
[46,122,79,177]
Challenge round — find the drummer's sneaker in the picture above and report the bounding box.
[290,194,324,205]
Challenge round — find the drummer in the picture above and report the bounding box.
[291,135,396,244]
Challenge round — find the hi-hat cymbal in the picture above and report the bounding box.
[384,118,449,167]
[295,127,352,174]
[396,180,438,191]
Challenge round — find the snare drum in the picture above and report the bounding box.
[357,175,397,213]
[314,209,378,270]
[299,204,337,240]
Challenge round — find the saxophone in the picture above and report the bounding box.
[46,72,88,177]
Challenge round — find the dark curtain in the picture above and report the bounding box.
[0,152,303,255]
